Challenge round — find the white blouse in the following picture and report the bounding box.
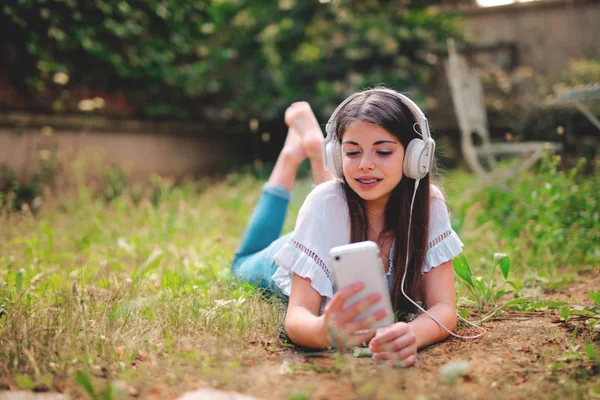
[272,180,463,303]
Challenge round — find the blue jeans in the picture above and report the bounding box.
[232,183,292,293]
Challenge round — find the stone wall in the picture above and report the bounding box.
[0,113,253,185]
[463,0,600,77]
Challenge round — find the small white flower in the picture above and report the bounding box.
[493,253,508,262]
[440,360,470,384]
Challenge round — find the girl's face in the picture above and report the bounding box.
[341,120,405,207]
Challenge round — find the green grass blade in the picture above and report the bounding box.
[453,255,473,286]
[75,371,97,399]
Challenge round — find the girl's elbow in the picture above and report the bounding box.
[437,303,457,335]
[448,312,458,333]
[283,314,296,342]
[284,315,306,347]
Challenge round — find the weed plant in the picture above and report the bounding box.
[451,153,599,274]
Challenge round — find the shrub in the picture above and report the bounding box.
[463,153,599,271]
[0,1,461,122]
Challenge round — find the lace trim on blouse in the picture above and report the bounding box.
[289,238,331,279]
[427,229,452,250]
[386,228,458,278]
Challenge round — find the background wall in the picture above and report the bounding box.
[464,0,600,77]
[0,114,252,185]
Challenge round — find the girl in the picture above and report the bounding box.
[232,88,462,366]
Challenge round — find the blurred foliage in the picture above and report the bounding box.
[478,58,600,159]
[553,58,600,88]
[454,153,600,271]
[0,0,462,122]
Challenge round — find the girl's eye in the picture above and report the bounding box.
[377,151,392,156]
[344,151,360,157]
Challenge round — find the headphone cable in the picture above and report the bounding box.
[400,179,487,340]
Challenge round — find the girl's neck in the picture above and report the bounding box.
[365,197,388,237]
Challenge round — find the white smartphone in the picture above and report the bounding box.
[328,241,395,332]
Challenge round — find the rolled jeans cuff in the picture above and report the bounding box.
[262,183,291,201]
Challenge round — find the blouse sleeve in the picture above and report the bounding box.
[424,185,464,273]
[272,181,350,300]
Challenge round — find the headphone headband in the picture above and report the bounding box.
[325,88,432,141]
[322,88,435,180]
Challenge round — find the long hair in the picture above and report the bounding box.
[334,89,434,315]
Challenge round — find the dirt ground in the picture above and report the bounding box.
[135,269,598,400]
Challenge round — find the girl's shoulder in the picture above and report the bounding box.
[302,180,346,207]
[428,184,451,219]
[311,179,345,198]
[429,184,446,201]
[298,180,349,224]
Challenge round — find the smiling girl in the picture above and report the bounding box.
[232,88,463,366]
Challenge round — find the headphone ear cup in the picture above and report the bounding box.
[403,139,426,180]
[324,140,343,179]
[331,140,343,179]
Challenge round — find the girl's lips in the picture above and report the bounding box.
[355,177,382,189]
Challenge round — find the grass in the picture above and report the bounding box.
[0,153,598,399]
[1,169,305,396]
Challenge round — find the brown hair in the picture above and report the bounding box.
[334,89,434,315]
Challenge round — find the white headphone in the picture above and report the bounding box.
[322,88,436,180]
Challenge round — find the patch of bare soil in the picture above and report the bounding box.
[213,270,599,400]
[218,313,595,400]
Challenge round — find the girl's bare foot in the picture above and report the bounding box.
[284,102,324,160]
[280,127,306,166]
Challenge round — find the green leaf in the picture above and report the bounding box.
[560,306,572,320]
[589,290,600,306]
[571,308,600,318]
[502,297,532,309]
[498,255,510,279]
[585,344,597,361]
[548,301,567,309]
[75,371,96,399]
[453,255,473,286]
[474,278,486,294]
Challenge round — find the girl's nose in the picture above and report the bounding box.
[359,154,375,171]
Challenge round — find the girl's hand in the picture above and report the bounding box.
[369,322,417,367]
[321,282,389,349]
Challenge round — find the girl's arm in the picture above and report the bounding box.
[284,274,329,349]
[409,259,457,349]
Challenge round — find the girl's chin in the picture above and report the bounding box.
[350,187,387,202]
[358,193,385,202]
